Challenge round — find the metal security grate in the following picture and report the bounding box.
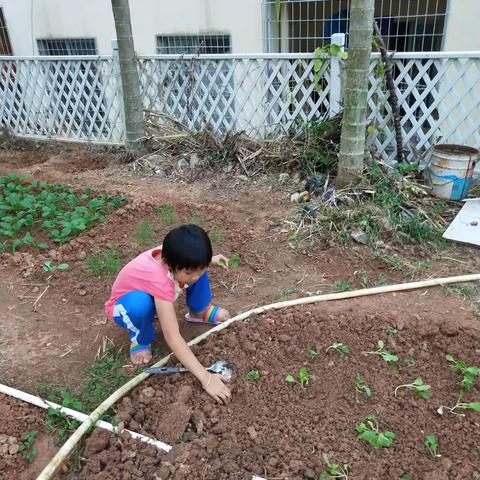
[156,34,231,55]
[263,0,448,53]
[0,8,13,55]
[37,38,98,56]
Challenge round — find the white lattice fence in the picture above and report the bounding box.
[138,54,332,137]
[368,52,480,162]
[0,56,123,143]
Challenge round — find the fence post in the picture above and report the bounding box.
[329,32,345,118]
[111,39,127,143]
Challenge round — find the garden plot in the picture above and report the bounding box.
[72,298,480,480]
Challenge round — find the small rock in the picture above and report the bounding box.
[246,426,258,440]
[8,444,19,455]
[141,387,156,398]
[212,421,227,435]
[395,318,405,331]
[177,158,190,170]
[7,437,16,445]
[268,457,279,467]
[78,289,87,296]
[77,251,87,261]
[303,469,316,479]
[351,229,368,245]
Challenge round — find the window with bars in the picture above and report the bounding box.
[263,0,448,53]
[37,38,97,56]
[0,8,12,55]
[156,34,231,55]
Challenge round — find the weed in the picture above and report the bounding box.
[384,326,398,336]
[425,434,440,458]
[186,210,204,226]
[403,350,416,368]
[43,260,69,272]
[443,284,478,301]
[156,203,177,225]
[355,415,395,449]
[245,370,261,382]
[86,247,122,277]
[446,354,480,391]
[19,429,38,462]
[355,373,372,403]
[319,453,349,479]
[286,367,310,388]
[394,377,432,399]
[400,475,411,480]
[365,340,398,363]
[228,252,241,269]
[326,342,350,358]
[306,346,320,360]
[331,280,351,292]
[136,219,156,246]
[209,225,223,245]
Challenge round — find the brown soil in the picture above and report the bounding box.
[73,296,480,480]
[0,142,479,480]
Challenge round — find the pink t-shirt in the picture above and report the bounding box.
[104,247,182,320]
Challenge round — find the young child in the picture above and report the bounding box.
[105,224,231,404]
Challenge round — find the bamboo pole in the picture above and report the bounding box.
[37,273,480,479]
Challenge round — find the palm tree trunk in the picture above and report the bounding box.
[336,0,375,187]
[111,0,144,151]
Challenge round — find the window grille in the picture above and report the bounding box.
[263,0,448,53]
[156,34,231,55]
[37,38,97,56]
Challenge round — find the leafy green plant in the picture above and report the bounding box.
[437,399,480,416]
[331,280,351,292]
[86,248,122,277]
[43,260,69,272]
[425,434,440,458]
[306,346,320,360]
[326,342,350,358]
[355,373,372,403]
[18,429,38,462]
[355,415,395,449]
[286,367,310,388]
[156,203,176,225]
[365,340,398,363]
[136,219,155,246]
[228,252,241,269]
[245,370,261,382]
[319,453,349,479]
[394,377,432,399]
[446,354,480,391]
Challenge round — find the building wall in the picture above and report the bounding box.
[0,0,263,55]
[443,0,480,51]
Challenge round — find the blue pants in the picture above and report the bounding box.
[113,271,212,346]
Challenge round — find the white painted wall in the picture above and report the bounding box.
[443,0,480,51]
[0,0,263,56]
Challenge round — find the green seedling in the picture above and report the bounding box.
[394,377,432,399]
[326,342,350,358]
[355,415,395,449]
[403,350,416,368]
[19,429,38,462]
[384,326,398,336]
[319,453,349,479]
[245,370,260,382]
[437,399,480,416]
[355,373,372,403]
[425,434,440,458]
[365,340,398,363]
[446,354,480,391]
[286,367,310,388]
[43,260,69,272]
[400,475,411,480]
[331,280,351,292]
[136,219,155,246]
[156,203,177,225]
[228,253,241,269]
[306,346,320,360]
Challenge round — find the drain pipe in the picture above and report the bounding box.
[0,383,171,452]
[36,272,480,480]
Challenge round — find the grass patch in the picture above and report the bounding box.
[136,219,156,246]
[209,225,223,245]
[331,280,351,292]
[156,203,176,225]
[86,247,122,277]
[186,210,204,226]
[443,284,479,301]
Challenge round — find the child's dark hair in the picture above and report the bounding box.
[162,224,212,271]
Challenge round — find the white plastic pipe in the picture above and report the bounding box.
[37,272,480,480]
[0,383,171,452]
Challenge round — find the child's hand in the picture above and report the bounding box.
[211,254,229,269]
[202,372,231,404]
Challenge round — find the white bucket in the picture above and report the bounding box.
[428,144,478,200]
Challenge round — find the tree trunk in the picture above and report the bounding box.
[111,0,144,151]
[336,0,375,187]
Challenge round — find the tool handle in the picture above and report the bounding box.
[144,367,188,374]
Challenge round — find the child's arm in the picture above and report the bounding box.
[155,298,231,404]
